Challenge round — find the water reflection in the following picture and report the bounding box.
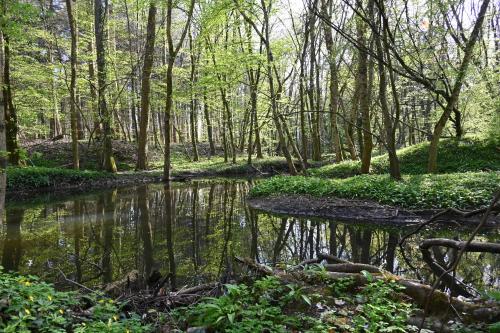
[1,180,498,293]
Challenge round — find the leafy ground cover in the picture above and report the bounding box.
[250,172,500,209]
[309,138,499,178]
[169,267,415,332]
[2,265,496,332]
[0,267,150,332]
[6,167,113,192]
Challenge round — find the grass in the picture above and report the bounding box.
[250,172,500,209]
[309,138,499,178]
[6,167,113,192]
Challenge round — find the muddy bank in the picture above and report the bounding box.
[6,171,162,202]
[7,158,328,202]
[6,165,274,202]
[247,194,499,226]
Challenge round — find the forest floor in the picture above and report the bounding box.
[247,193,500,226]
[250,138,500,217]
[7,139,327,200]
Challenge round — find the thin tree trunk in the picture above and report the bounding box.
[163,0,195,181]
[137,2,156,170]
[123,0,138,140]
[374,6,400,179]
[321,0,342,163]
[357,0,372,174]
[66,0,80,169]
[188,30,199,161]
[203,91,215,157]
[2,35,20,166]
[427,0,490,172]
[0,31,7,226]
[95,0,117,173]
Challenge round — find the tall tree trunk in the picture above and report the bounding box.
[137,2,157,170]
[2,35,20,166]
[95,0,117,173]
[88,38,100,137]
[123,0,138,140]
[203,91,215,157]
[321,0,342,163]
[163,0,195,181]
[66,0,80,169]
[308,11,321,161]
[374,7,401,179]
[188,30,199,161]
[427,0,489,172]
[0,31,7,233]
[357,0,372,174]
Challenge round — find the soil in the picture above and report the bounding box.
[247,194,500,226]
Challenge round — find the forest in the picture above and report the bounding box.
[0,0,499,331]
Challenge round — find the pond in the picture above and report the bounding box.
[1,178,498,293]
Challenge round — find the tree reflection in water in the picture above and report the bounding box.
[1,179,498,293]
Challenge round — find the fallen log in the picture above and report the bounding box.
[234,256,500,323]
[104,270,140,297]
[324,263,381,274]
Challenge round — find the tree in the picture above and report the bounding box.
[321,0,342,163]
[427,0,490,172]
[137,2,157,170]
[66,0,79,170]
[236,0,298,175]
[94,0,117,173]
[0,30,7,230]
[1,0,20,166]
[163,0,195,181]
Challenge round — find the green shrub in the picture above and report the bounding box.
[310,138,500,178]
[0,267,151,332]
[173,276,323,332]
[250,172,500,209]
[7,167,113,191]
[353,272,413,333]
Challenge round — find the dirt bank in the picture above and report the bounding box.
[247,194,499,226]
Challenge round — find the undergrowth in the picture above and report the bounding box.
[0,267,151,332]
[6,167,112,191]
[172,271,415,332]
[250,172,500,209]
[310,138,499,178]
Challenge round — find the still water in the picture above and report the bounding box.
[1,179,498,292]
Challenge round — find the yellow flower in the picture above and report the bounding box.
[108,299,113,304]
[29,296,34,302]
[24,281,31,286]
[25,309,31,315]
[99,299,105,303]
[59,309,64,314]
[48,295,53,301]
[126,330,130,333]
[113,315,118,321]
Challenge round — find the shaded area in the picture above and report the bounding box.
[1,179,498,294]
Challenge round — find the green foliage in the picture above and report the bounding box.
[0,267,151,332]
[489,322,500,333]
[174,273,416,332]
[250,172,500,209]
[173,276,324,332]
[310,138,500,178]
[353,277,413,333]
[7,167,112,191]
